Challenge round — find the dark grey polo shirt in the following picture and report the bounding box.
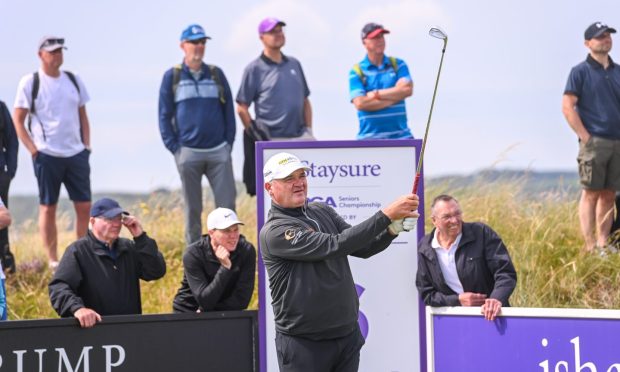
[236,53,310,138]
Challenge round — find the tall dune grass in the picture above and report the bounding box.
[5,177,620,320]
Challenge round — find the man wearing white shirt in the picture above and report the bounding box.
[416,194,517,321]
[13,36,92,268]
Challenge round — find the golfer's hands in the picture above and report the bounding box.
[74,307,101,328]
[402,217,417,231]
[481,298,502,321]
[388,219,405,235]
[214,246,232,269]
[458,292,487,306]
[382,194,419,221]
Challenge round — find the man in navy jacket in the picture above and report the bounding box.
[159,24,236,245]
[416,194,517,321]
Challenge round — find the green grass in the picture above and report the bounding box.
[5,178,620,320]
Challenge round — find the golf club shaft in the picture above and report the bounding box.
[412,42,446,194]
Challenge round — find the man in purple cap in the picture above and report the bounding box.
[563,22,620,254]
[236,17,313,141]
[13,36,93,269]
[49,198,166,328]
[159,24,237,246]
[349,23,414,140]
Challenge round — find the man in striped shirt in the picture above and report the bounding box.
[349,23,414,140]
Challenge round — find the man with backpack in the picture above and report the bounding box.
[13,36,92,269]
[349,23,414,140]
[159,24,236,245]
[0,100,18,273]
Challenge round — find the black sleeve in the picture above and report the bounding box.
[135,233,166,281]
[48,246,86,317]
[215,243,257,311]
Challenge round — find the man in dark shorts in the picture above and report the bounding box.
[13,36,92,268]
[563,22,620,253]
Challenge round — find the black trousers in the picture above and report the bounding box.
[275,327,365,372]
[0,171,11,265]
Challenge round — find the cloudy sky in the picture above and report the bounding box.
[1,0,618,195]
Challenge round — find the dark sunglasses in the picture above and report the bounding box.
[187,38,207,45]
[41,38,65,48]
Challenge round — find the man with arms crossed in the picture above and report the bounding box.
[13,36,92,268]
[349,23,414,140]
[563,22,620,253]
[416,195,517,321]
[260,152,418,371]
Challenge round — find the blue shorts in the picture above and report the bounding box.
[32,149,92,205]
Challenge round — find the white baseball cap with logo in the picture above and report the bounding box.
[207,208,244,230]
[263,152,311,182]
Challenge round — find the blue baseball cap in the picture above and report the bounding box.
[180,24,211,41]
[90,198,129,218]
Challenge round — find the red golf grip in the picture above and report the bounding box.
[412,173,421,194]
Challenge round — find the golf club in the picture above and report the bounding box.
[412,26,448,194]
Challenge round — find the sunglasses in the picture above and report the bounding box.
[187,38,207,45]
[41,38,65,48]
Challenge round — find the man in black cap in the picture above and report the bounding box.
[49,198,166,328]
[349,22,414,140]
[562,22,620,253]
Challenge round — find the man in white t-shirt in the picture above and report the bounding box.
[12,36,92,268]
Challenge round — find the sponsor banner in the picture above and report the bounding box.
[256,140,425,372]
[428,307,620,372]
[0,311,258,372]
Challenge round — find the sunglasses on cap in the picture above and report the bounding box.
[187,38,207,45]
[41,38,65,48]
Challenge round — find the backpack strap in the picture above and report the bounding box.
[63,71,80,93]
[352,63,366,86]
[207,64,226,105]
[172,64,182,98]
[388,56,399,73]
[28,72,40,134]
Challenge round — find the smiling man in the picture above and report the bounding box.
[416,194,517,321]
[260,151,419,372]
[159,24,237,246]
[173,207,256,312]
[49,198,166,328]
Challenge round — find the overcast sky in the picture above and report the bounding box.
[1,0,618,195]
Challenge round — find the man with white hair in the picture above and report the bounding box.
[260,151,418,371]
[173,207,256,312]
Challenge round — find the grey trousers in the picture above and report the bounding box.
[174,144,236,245]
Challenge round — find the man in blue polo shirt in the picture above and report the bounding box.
[563,21,620,253]
[159,24,237,245]
[349,23,414,140]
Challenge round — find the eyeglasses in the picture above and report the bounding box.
[41,38,65,48]
[436,211,462,222]
[187,38,207,45]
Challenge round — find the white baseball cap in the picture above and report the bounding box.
[263,152,311,182]
[207,208,244,230]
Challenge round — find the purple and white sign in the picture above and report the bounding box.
[256,140,426,372]
[428,307,620,372]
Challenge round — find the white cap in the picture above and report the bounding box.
[263,152,311,182]
[207,208,244,230]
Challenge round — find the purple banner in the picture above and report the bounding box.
[432,313,620,372]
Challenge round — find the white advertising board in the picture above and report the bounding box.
[256,140,425,372]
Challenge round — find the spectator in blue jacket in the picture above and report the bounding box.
[158,24,237,245]
[0,100,18,273]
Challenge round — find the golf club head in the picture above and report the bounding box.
[429,27,448,41]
